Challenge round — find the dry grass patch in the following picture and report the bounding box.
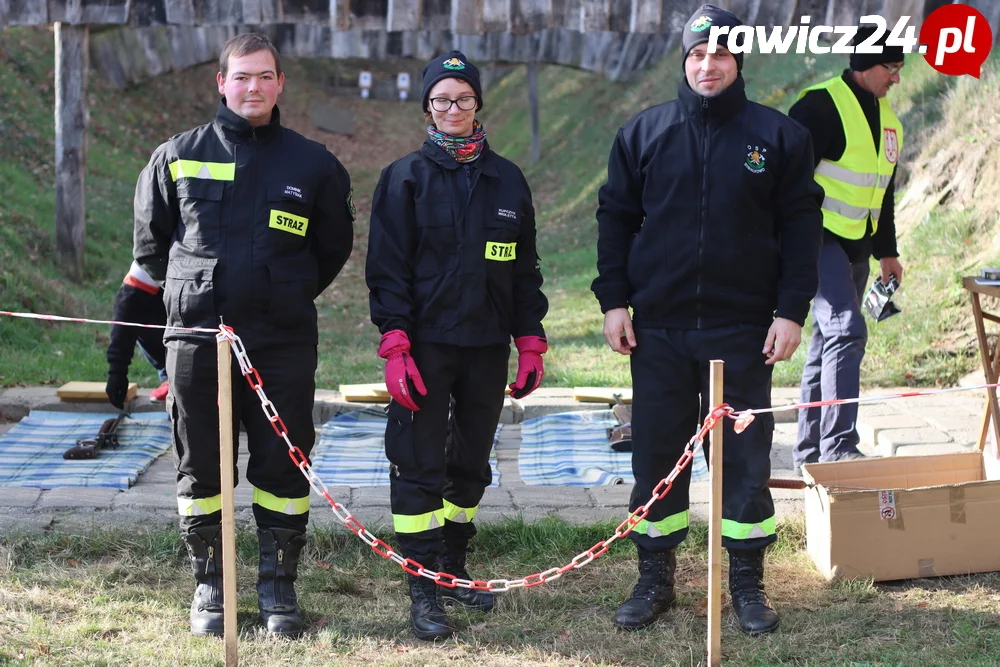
[1,520,999,665]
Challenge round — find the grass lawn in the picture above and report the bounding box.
[1,519,999,666]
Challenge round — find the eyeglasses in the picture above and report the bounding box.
[880,63,904,75]
[429,96,477,112]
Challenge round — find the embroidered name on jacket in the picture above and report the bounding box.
[496,208,518,221]
[269,209,309,236]
[485,241,516,261]
[282,185,306,200]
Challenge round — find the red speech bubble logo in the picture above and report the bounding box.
[920,4,993,78]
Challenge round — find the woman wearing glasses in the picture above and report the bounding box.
[366,51,548,641]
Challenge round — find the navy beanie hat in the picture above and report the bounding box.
[682,4,744,72]
[421,51,483,112]
[850,26,906,71]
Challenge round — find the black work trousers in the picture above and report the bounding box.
[167,340,317,533]
[385,342,510,561]
[628,326,777,552]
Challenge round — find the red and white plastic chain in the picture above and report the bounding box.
[216,324,735,592]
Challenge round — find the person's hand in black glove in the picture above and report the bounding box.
[105,372,129,409]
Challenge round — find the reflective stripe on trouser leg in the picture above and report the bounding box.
[441,343,509,543]
[633,510,689,540]
[722,516,776,542]
[178,495,223,516]
[628,328,700,552]
[393,506,446,534]
[442,499,479,524]
[252,486,309,515]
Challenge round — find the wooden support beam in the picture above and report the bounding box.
[579,0,609,31]
[54,22,89,284]
[630,0,661,33]
[481,0,509,33]
[451,0,484,33]
[216,336,239,667]
[707,359,724,667]
[387,0,421,31]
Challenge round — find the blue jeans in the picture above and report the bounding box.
[794,237,869,467]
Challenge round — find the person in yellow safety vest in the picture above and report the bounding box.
[790,27,905,473]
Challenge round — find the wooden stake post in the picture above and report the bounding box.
[216,336,238,666]
[707,360,724,666]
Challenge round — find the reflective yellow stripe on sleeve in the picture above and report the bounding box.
[168,160,236,182]
[177,495,222,516]
[252,487,310,515]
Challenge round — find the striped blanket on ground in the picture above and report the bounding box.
[518,410,708,486]
[311,407,502,487]
[0,410,172,490]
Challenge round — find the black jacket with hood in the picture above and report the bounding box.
[592,76,824,329]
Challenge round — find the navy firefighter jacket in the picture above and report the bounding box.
[366,138,547,346]
[133,102,355,351]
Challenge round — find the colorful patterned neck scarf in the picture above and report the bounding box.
[427,120,487,163]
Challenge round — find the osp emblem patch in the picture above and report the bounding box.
[690,15,713,32]
[443,57,466,70]
[745,145,768,174]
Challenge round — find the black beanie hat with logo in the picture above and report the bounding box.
[849,26,906,71]
[682,3,745,72]
[421,51,483,112]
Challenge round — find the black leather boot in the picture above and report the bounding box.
[407,570,455,641]
[613,546,676,630]
[728,548,779,635]
[181,525,225,636]
[440,538,495,612]
[257,527,307,637]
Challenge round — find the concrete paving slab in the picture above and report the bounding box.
[509,486,591,509]
[349,487,392,508]
[309,486,351,507]
[111,484,177,510]
[856,414,924,448]
[892,443,976,458]
[0,487,42,508]
[550,507,627,525]
[37,487,119,509]
[478,487,513,508]
[877,427,954,456]
[0,511,58,533]
[587,485,633,507]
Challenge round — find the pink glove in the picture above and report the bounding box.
[377,330,427,411]
[509,336,547,399]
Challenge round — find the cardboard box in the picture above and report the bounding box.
[803,443,1000,582]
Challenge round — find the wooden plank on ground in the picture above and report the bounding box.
[573,387,632,404]
[339,383,390,402]
[57,381,138,403]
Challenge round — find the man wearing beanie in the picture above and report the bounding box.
[791,28,905,473]
[592,4,822,636]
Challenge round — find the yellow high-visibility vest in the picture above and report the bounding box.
[798,76,903,239]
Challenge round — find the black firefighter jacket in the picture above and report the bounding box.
[592,76,824,330]
[133,102,355,351]
[366,138,547,346]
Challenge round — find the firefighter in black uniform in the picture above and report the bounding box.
[592,5,823,635]
[132,33,354,638]
[366,51,548,641]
